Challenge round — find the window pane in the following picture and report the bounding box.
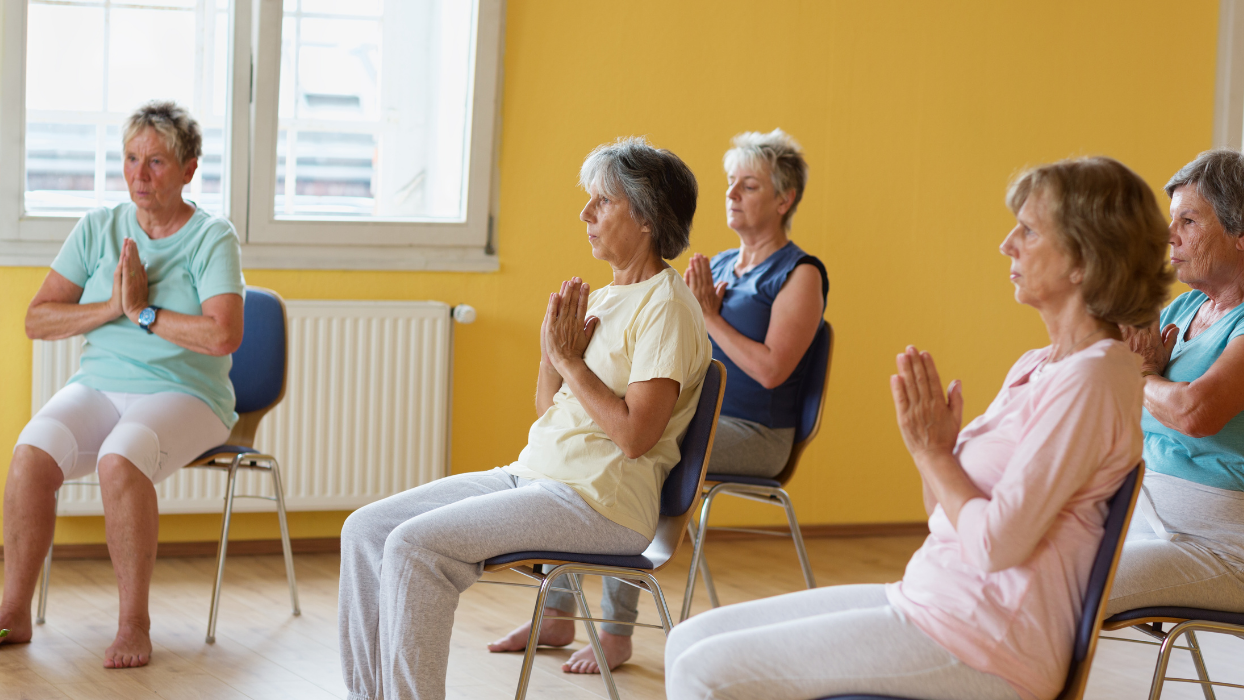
[24,0,230,217]
[274,0,476,220]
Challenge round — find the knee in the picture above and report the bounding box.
[666,639,721,700]
[9,444,65,491]
[97,453,145,487]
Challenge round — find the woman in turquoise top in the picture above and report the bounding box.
[1107,149,1244,616]
[1,102,245,668]
[489,129,828,674]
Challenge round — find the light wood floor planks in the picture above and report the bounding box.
[2,534,1242,699]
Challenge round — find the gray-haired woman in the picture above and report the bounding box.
[337,137,710,700]
[1107,149,1244,617]
[2,101,244,668]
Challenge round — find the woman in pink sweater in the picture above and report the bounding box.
[665,157,1173,700]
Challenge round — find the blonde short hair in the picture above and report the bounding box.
[122,101,202,165]
[1006,157,1173,328]
[723,129,808,231]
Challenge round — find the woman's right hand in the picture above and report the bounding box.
[890,345,963,460]
[109,256,125,319]
[1121,321,1178,375]
[683,253,726,318]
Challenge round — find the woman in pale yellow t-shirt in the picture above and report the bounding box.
[337,137,710,700]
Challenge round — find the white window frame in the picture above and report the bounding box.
[1216,0,1244,150]
[0,0,503,271]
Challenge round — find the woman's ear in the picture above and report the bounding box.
[1070,268,1084,285]
[776,189,796,217]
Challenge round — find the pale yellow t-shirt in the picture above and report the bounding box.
[503,267,712,539]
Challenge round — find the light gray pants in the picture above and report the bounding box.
[1105,471,1244,616]
[544,415,794,635]
[338,468,650,700]
[664,584,1021,700]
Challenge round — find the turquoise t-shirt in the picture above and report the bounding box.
[51,202,246,429]
[1142,290,1244,491]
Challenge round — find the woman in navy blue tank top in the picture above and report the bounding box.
[490,129,830,675]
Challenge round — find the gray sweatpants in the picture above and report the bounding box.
[1105,472,1244,616]
[338,468,650,700]
[664,584,1021,700]
[544,415,793,635]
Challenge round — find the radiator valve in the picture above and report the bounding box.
[452,305,477,324]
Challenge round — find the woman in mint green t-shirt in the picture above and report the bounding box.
[2,102,245,670]
[1109,149,1244,617]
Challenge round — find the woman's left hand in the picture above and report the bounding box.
[119,238,149,323]
[1121,321,1178,375]
[543,277,599,372]
[683,253,726,318]
[890,345,963,460]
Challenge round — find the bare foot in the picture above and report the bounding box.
[487,608,576,652]
[562,630,632,674]
[103,623,151,668]
[0,608,33,646]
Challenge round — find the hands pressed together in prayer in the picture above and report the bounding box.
[542,277,599,376]
[112,238,150,325]
[1121,321,1178,376]
[683,253,726,319]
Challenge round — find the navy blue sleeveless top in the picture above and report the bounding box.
[710,242,829,428]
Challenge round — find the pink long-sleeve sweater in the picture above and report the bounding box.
[886,339,1143,700]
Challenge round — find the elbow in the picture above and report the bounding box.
[1173,405,1229,439]
[209,335,243,357]
[618,434,660,460]
[755,368,794,391]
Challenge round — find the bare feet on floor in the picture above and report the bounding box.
[103,623,151,668]
[0,607,33,646]
[562,630,632,674]
[487,608,576,652]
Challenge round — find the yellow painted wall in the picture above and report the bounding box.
[0,0,1218,544]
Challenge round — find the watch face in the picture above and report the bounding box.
[139,307,156,326]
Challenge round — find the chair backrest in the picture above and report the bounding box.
[644,360,726,568]
[1057,464,1144,700]
[224,287,289,447]
[772,322,833,486]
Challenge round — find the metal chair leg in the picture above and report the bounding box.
[514,573,560,700]
[681,493,717,622]
[269,458,300,616]
[206,458,241,644]
[777,489,816,589]
[35,488,60,625]
[570,574,621,700]
[1186,631,1216,700]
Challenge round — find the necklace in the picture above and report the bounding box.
[1030,327,1108,381]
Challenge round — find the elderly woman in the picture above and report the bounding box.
[0,101,244,668]
[337,137,710,700]
[665,157,1171,700]
[489,128,827,674]
[1106,149,1244,617]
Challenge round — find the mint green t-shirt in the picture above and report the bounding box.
[1142,290,1244,491]
[51,202,246,428]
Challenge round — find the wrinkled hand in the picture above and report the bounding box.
[890,346,963,461]
[109,255,125,319]
[1121,321,1177,376]
[683,253,725,318]
[542,277,599,372]
[120,238,149,323]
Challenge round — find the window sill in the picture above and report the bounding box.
[0,238,500,272]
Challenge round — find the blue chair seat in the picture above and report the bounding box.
[705,473,782,488]
[1105,607,1244,627]
[484,551,655,570]
[194,444,259,461]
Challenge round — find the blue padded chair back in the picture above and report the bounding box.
[230,288,287,414]
[660,361,723,517]
[795,323,831,444]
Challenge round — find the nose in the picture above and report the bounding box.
[580,199,592,223]
[726,181,741,201]
[1000,226,1019,257]
[1168,220,1179,245]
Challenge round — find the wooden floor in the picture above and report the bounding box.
[2,534,1243,699]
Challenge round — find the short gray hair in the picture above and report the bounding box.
[1165,149,1244,237]
[579,137,698,260]
[722,129,808,231]
[122,101,202,165]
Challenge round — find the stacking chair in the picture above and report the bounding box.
[481,359,726,700]
[680,322,832,621]
[1101,600,1244,696]
[817,464,1144,700]
[35,286,300,644]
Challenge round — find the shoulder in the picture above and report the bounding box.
[1164,291,1206,322]
[1048,340,1141,396]
[644,270,705,323]
[193,210,241,243]
[76,204,127,233]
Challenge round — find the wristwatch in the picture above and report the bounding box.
[138,305,161,334]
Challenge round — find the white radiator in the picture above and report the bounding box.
[32,300,455,516]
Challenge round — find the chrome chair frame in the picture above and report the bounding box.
[34,287,300,643]
[680,323,832,621]
[1100,610,1244,700]
[481,359,726,700]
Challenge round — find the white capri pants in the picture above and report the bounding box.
[15,383,230,484]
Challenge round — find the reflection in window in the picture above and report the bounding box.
[24,0,228,217]
[275,0,474,220]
